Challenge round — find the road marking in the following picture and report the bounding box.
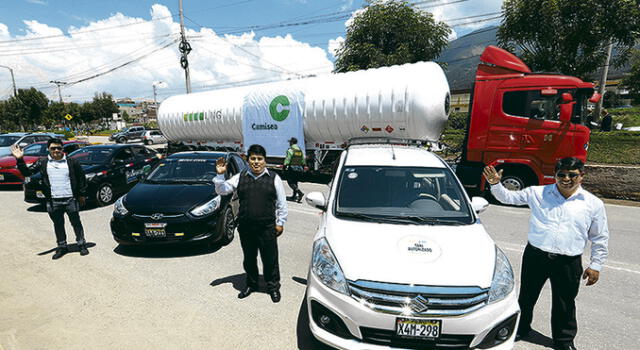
[498,243,640,275]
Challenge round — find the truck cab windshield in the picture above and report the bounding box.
[335,166,474,225]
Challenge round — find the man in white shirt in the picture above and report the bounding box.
[214,144,288,303]
[484,157,609,350]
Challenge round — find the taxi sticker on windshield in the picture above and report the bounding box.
[347,172,358,179]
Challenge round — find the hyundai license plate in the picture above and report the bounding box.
[396,318,441,339]
[144,222,166,237]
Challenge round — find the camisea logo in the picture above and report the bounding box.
[269,95,290,121]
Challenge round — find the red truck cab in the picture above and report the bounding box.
[456,46,600,193]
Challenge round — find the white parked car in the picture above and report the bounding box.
[142,130,167,145]
[304,140,519,350]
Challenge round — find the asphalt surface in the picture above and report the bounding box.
[0,181,638,350]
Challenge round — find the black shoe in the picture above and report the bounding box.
[553,342,577,350]
[295,192,304,203]
[238,286,256,299]
[286,195,296,201]
[52,247,67,260]
[269,290,281,303]
[79,245,89,256]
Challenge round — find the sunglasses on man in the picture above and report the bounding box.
[49,146,63,151]
[556,172,581,179]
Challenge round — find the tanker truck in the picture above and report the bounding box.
[158,45,600,193]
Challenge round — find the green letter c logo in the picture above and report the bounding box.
[269,95,290,121]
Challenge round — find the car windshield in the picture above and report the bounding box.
[0,136,20,147]
[23,143,48,156]
[69,148,114,164]
[145,158,219,184]
[335,166,473,225]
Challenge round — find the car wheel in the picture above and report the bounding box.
[117,137,127,144]
[216,206,235,246]
[95,183,115,206]
[501,174,526,191]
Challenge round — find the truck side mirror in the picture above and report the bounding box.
[559,93,575,123]
[589,93,602,104]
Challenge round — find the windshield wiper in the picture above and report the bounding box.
[378,215,467,225]
[336,212,412,224]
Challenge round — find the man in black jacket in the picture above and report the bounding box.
[11,138,89,259]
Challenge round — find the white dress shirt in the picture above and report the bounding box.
[491,183,609,271]
[213,169,288,226]
[47,155,73,199]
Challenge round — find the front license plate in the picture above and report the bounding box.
[36,190,45,198]
[396,318,441,339]
[144,222,167,237]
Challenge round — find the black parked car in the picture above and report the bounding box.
[110,151,248,247]
[24,144,161,206]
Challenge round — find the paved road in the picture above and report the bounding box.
[0,182,638,350]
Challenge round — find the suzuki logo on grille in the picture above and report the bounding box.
[409,295,430,313]
[151,213,164,220]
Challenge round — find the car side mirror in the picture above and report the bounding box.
[588,93,602,104]
[305,191,327,211]
[471,196,489,214]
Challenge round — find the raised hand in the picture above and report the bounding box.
[483,165,503,185]
[10,144,24,159]
[216,157,227,174]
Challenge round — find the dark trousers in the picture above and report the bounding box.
[46,198,86,248]
[286,166,303,198]
[518,243,582,344]
[238,221,280,292]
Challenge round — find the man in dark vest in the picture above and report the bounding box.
[11,139,89,259]
[284,137,306,202]
[214,144,288,303]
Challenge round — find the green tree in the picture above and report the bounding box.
[122,110,132,123]
[497,0,640,80]
[621,50,640,104]
[334,0,451,73]
[90,92,119,123]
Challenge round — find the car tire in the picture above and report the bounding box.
[216,206,235,246]
[500,174,526,191]
[95,183,115,206]
[117,137,127,144]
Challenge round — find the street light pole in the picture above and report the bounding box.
[0,64,17,97]
[50,80,67,102]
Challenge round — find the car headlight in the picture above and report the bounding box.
[85,172,98,181]
[190,196,221,217]
[113,196,129,216]
[312,237,349,295]
[488,246,515,303]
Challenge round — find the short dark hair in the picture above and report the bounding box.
[555,157,585,173]
[288,137,298,144]
[47,138,63,148]
[247,144,266,158]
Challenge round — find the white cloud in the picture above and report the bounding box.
[25,0,47,5]
[328,36,344,58]
[0,4,333,102]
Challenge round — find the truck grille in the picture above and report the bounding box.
[348,280,489,317]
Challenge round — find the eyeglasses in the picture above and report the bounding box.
[556,172,580,179]
[49,147,63,151]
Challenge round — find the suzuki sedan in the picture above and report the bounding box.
[110,151,247,247]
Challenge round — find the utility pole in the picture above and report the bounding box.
[594,38,613,121]
[178,0,192,93]
[0,65,17,97]
[50,80,67,102]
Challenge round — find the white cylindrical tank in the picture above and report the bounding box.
[158,62,450,148]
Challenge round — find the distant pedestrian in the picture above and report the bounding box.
[283,137,306,202]
[600,109,612,132]
[11,139,89,259]
[483,158,609,350]
[214,144,288,303]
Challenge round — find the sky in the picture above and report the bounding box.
[0,0,503,103]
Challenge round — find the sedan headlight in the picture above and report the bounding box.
[113,196,129,216]
[488,246,515,303]
[312,237,349,295]
[85,172,98,181]
[190,196,221,217]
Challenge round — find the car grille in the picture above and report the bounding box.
[132,213,185,219]
[360,327,474,350]
[348,280,489,317]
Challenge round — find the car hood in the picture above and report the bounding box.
[124,182,216,213]
[323,218,496,288]
[0,156,17,167]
